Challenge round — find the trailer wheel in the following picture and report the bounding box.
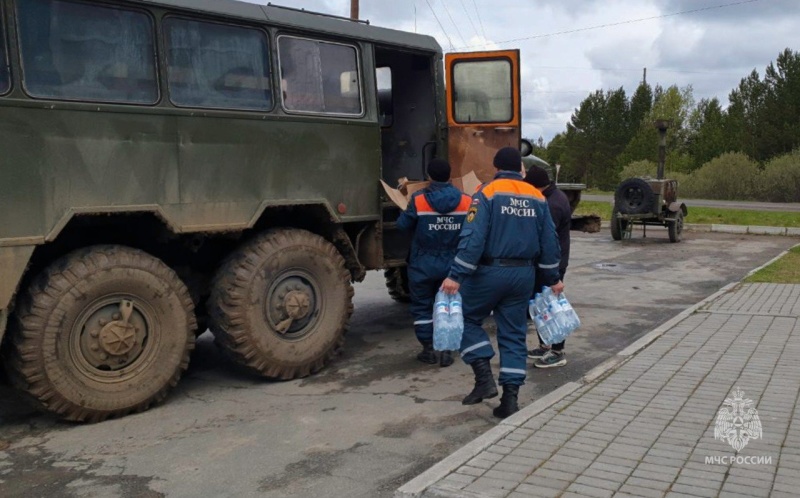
[668,211,684,243]
[208,229,353,379]
[3,246,196,422]
[384,267,411,303]
[610,208,628,241]
[615,178,655,215]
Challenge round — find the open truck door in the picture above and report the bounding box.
[445,50,521,183]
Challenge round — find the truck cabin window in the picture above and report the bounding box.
[376,66,392,127]
[452,59,512,123]
[0,18,9,94]
[278,36,362,115]
[164,18,272,111]
[16,0,158,104]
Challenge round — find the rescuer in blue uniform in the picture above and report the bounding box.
[441,147,564,418]
[398,159,472,367]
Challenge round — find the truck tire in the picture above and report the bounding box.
[384,267,411,303]
[610,208,628,241]
[668,211,684,243]
[208,229,353,379]
[615,178,655,215]
[3,246,196,422]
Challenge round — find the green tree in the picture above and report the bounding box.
[628,81,653,137]
[687,98,727,170]
[759,49,800,158]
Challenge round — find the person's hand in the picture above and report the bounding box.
[550,280,565,295]
[441,278,460,294]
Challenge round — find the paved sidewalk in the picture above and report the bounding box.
[397,282,800,498]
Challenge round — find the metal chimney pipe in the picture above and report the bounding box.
[654,120,670,180]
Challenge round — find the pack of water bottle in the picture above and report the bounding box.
[433,291,464,351]
[528,287,580,345]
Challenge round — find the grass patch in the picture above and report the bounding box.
[745,246,800,283]
[574,201,800,228]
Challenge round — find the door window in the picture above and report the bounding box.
[164,18,272,111]
[16,0,158,103]
[376,66,392,127]
[278,36,362,115]
[452,59,512,123]
[0,14,9,94]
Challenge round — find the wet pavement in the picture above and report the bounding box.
[0,230,797,498]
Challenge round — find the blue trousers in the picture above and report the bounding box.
[408,254,453,345]
[459,266,535,386]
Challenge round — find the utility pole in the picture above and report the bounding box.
[350,0,359,20]
[642,67,647,84]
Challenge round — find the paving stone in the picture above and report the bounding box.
[564,482,614,498]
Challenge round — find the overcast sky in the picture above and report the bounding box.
[250,0,797,143]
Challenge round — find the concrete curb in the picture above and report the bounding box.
[395,256,780,497]
[395,382,584,498]
[597,220,800,236]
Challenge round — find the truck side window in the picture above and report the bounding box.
[452,59,512,123]
[376,67,392,127]
[278,36,362,116]
[164,18,272,111]
[16,0,158,104]
[0,14,9,94]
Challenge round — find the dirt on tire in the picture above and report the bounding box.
[208,229,354,380]
[2,245,196,423]
[384,267,411,303]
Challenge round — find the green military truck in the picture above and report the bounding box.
[0,0,525,421]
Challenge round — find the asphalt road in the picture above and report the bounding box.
[1,230,797,498]
[582,194,800,212]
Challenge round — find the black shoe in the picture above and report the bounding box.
[527,346,550,360]
[493,384,520,418]
[534,350,566,368]
[462,358,498,405]
[439,350,454,368]
[416,343,437,364]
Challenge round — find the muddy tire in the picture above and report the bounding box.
[384,266,411,303]
[615,178,655,215]
[208,229,353,379]
[668,211,684,243]
[610,208,628,241]
[3,246,196,422]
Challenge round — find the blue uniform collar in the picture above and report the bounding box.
[493,170,523,180]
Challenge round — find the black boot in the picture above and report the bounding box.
[462,358,498,405]
[416,342,437,364]
[439,350,454,368]
[493,384,520,418]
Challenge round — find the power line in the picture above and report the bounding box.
[441,0,470,47]
[425,0,455,50]
[524,65,745,75]
[455,0,761,49]
[458,0,481,42]
[471,0,487,41]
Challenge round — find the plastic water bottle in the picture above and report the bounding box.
[557,292,581,331]
[434,291,466,351]
[448,292,464,339]
[532,293,558,345]
[433,290,451,350]
[543,287,570,332]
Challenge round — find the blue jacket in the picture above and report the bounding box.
[448,171,561,284]
[397,182,471,258]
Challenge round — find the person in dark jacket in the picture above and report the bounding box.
[441,147,563,418]
[524,164,571,368]
[397,159,471,367]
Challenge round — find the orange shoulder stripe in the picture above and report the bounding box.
[414,194,433,212]
[456,194,472,211]
[482,179,545,200]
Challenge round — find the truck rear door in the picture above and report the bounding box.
[445,50,521,183]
